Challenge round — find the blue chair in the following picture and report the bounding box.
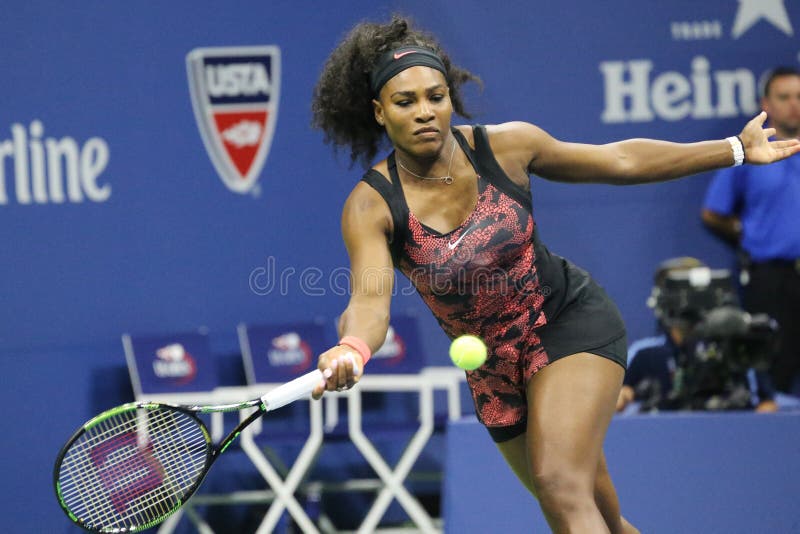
[123,330,220,399]
[239,318,329,385]
[236,318,329,534]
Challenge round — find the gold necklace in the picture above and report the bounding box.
[396,138,457,184]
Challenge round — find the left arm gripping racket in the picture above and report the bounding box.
[54,368,329,533]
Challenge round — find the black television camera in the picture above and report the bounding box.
[646,266,778,411]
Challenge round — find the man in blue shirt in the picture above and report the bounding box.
[702,67,800,394]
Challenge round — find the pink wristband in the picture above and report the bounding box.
[338,335,372,365]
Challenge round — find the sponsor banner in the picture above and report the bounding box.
[0,120,110,206]
[599,0,796,124]
[152,343,197,384]
[242,320,328,383]
[371,326,406,365]
[126,333,218,395]
[267,332,313,370]
[367,314,425,374]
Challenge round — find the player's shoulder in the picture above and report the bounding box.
[483,121,539,140]
[343,164,393,228]
[486,121,539,135]
[481,122,548,157]
[455,121,539,143]
[346,176,390,212]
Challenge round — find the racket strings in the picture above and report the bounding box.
[60,408,207,529]
[57,406,209,531]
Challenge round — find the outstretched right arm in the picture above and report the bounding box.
[312,181,395,398]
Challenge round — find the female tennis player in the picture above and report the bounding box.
[309,15,800,533]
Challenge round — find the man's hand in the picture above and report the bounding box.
[616,385,635,412]
[755,399,778,413]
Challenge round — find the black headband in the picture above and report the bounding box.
[370,46,447,96]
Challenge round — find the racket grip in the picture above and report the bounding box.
[261,369,327,411]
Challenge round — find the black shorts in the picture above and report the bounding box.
[537,276,628,369]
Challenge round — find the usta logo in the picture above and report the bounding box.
[0,120,110,205]
[205,62,271,98]
[186,46,280,195]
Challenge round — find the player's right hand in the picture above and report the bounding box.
[312,344,364,399]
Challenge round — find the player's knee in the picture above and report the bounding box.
[530,469,595,516]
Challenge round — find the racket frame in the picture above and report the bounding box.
[54,368,324,533]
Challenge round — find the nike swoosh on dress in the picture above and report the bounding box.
[448,225,478,250]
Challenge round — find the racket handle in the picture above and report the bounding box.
[261,369,329,411]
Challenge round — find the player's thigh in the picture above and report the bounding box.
[526,352,624,479]
[495,433,537,496]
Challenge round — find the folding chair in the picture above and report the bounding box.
[326,312,450,533]
[122,330,234,533]
[236,318,328,534]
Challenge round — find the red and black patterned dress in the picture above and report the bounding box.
[362,125,626,440]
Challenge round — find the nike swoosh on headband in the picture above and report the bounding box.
[393,50,417,60]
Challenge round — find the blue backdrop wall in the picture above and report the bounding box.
[1,1,798,531]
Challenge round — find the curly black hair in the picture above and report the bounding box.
[311,14,481,169]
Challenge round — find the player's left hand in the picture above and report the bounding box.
[739,111,800,164]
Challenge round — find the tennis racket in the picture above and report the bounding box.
[54,368,330,533]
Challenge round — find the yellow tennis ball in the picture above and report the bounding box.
[449,335,487,370]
